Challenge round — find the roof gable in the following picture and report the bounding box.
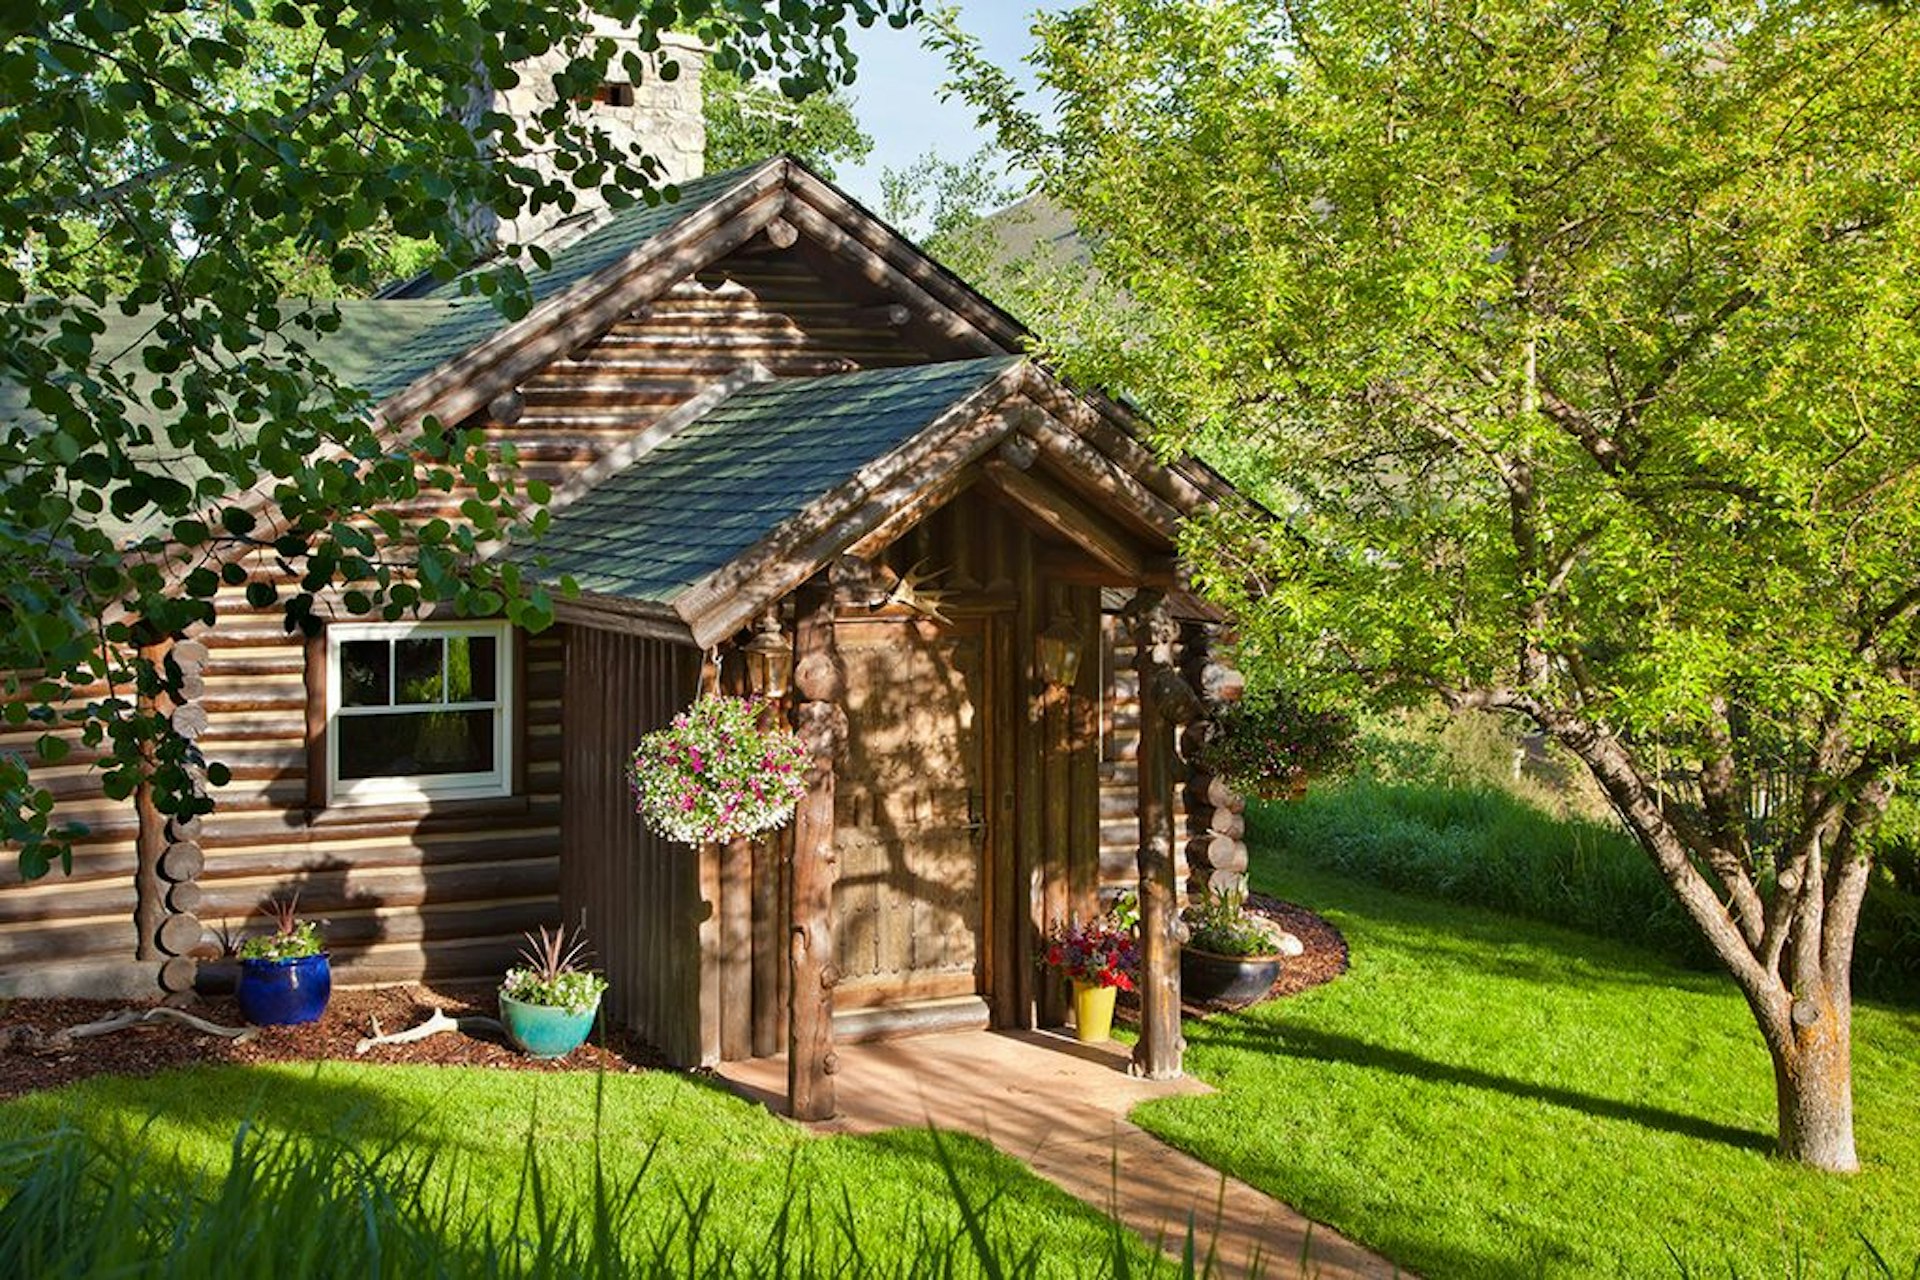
[528,357,1021,623]
[369,157,1051,436]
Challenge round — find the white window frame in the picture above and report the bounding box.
[325,619,514,806]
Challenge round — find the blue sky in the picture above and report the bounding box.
[830,3,1066,216]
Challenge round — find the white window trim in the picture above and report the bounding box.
[325,619,514,806]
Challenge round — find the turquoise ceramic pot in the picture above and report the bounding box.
[499,990,600,1058]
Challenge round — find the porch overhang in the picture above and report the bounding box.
[524,357,1224,650]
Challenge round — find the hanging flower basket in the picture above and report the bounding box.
[1200,687,1357,798]
[627,695,810,845]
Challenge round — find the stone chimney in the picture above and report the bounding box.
[465,22,706,251]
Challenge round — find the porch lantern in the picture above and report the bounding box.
[1036,611,1084,688]
[742,611,794,699]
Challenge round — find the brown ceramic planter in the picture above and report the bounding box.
[1180,946,1282,1006]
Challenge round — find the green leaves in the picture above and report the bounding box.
[1,0,920,877]
[958,0,1920,753]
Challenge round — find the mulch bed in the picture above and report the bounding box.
[1163,893,1349,1020]
[0,897,1350,1102]
[1242,892,1349,1001]
[0,984,666,1103]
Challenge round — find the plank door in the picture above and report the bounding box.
[833,615,989,1009]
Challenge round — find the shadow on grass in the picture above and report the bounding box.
[0,1060,429,1154]
[1195,1019,1773,1154]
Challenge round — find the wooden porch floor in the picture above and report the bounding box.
[713,1028,1406,1279]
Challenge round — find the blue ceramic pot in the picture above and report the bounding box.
[499,991,600,1058]
[235,952,331,1026]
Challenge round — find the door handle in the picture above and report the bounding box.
[965,790,987,845]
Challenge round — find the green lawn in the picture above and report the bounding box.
[0,1063,1151,1277]
[1132,850,1920,1277]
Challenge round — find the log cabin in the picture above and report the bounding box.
[0,34,1253,1109]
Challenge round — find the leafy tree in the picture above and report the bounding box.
[0,0,917,878]
[880,147,1017,262]
[704,67,872,177]
[879,146,1136,364]
[941,0,1920,1171]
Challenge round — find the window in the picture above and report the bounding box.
[326,621,513,804]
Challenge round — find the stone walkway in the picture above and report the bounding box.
[714,1028,1405,1278]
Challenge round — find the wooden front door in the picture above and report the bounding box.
[833,615,990,1009]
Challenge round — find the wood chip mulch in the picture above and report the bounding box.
[0,898,1351,1102]
[1243,892,1350,1001]
[0,984,666,1102]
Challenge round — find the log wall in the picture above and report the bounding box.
[559,627,705,1065]
[1099,610,1194,905]
[0,664,144,996]
[476,250,938,499]
[0,590,567,996]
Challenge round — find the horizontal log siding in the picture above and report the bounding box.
[481,252,935,492]
[0,656,141,988]
[0,604,565,992]
[560,627,703,1066]
[194,617,565,985]
[1099,613,1192,904]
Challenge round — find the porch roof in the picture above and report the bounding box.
[527,357,1021,605]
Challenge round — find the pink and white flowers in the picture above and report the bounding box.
[627,696,809,845]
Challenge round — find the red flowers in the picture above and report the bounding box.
[1041,914,1139,990]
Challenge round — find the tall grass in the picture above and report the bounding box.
[0,1098,1232,1279]
[1258,777,1920,1000]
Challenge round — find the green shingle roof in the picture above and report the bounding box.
[528,357,1022,604]
[0,300,480,542]
[402,161,768,309]
[3,166,770,544]
[526,164,767,307]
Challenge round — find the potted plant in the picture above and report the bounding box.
[234,895,331,1026]
[627,695,810,845]
[1180,881,1284,1006]
[1201,687,1357,800]
[499,925,608,1058]
[1041,912,1139,1044]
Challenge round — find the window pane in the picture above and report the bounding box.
[336,709,495,780]
[395,638,444,705]
[340,641,390,707]
[445,635,498,704]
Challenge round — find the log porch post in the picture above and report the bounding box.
[787,574,844,1120]
[1126,590,1198,1080]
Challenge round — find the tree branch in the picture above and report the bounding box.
[1620,287,1758,434]
[1699,697,1765,948]
[1442,686,1778,1001]
[39,34,397,216]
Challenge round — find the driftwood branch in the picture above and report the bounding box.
[3,1006,258,1055]
[354,1007,504,1056]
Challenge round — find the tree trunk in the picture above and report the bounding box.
[1768,997,1858,1172]
[1486,692,1875,1173]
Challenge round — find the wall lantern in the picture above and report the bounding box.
[1036,611,1084,689]
[742,611,794,699]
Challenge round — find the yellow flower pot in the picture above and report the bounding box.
[1071,979,1118,1044]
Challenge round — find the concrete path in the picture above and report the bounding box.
[715,1028,1405,1278]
